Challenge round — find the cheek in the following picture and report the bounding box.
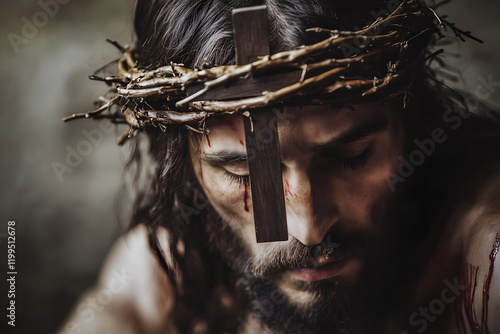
[330,131,402,227]
[193,161,257,239]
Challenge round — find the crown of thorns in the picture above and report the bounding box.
[64,0,479,145]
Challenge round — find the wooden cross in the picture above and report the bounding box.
[187,6,298,242]
[232,6,288,243]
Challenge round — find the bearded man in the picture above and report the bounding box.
[61,0,500,333]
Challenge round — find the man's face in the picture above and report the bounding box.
[189,101,404,307]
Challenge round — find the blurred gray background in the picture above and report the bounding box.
[0,0,499,333]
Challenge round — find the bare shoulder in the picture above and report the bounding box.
[99,224,176,326]
[464,168,500,246]
[60,225,176,334]
[460,170,500,333]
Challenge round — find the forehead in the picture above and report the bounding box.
[199,102,394,151]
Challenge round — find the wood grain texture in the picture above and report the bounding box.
[243,110,288,242]
[233,5,270,65]
[232,5,288,242]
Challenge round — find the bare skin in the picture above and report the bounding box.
[60,226,177,334]
[190,102,403,303]
[445,174,500,334]
[60,103,500,334]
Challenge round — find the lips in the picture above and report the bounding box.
[291,254,351,282]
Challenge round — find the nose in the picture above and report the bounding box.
[283,166,338,245]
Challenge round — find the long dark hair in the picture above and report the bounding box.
[126,0,483,332]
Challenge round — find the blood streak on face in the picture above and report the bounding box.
[189,102,405,303]
[284,179,293,198]
[199,161,204,184]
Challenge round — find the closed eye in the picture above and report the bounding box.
[334,144,374,171]
[317,138,375,171]
[224,170,249,186]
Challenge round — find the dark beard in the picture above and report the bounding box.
[236,274,360,334]
[203,207,367,334]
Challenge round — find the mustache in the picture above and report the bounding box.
[247,230,366,279]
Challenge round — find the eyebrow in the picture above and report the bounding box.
[200,150,248,166]
[199,115,389,165]
[312,115,389,151]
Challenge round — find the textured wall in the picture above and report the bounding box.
[0,1,135,333]
[0,1,499,333]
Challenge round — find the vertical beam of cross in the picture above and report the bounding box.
[232,6,288,242]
